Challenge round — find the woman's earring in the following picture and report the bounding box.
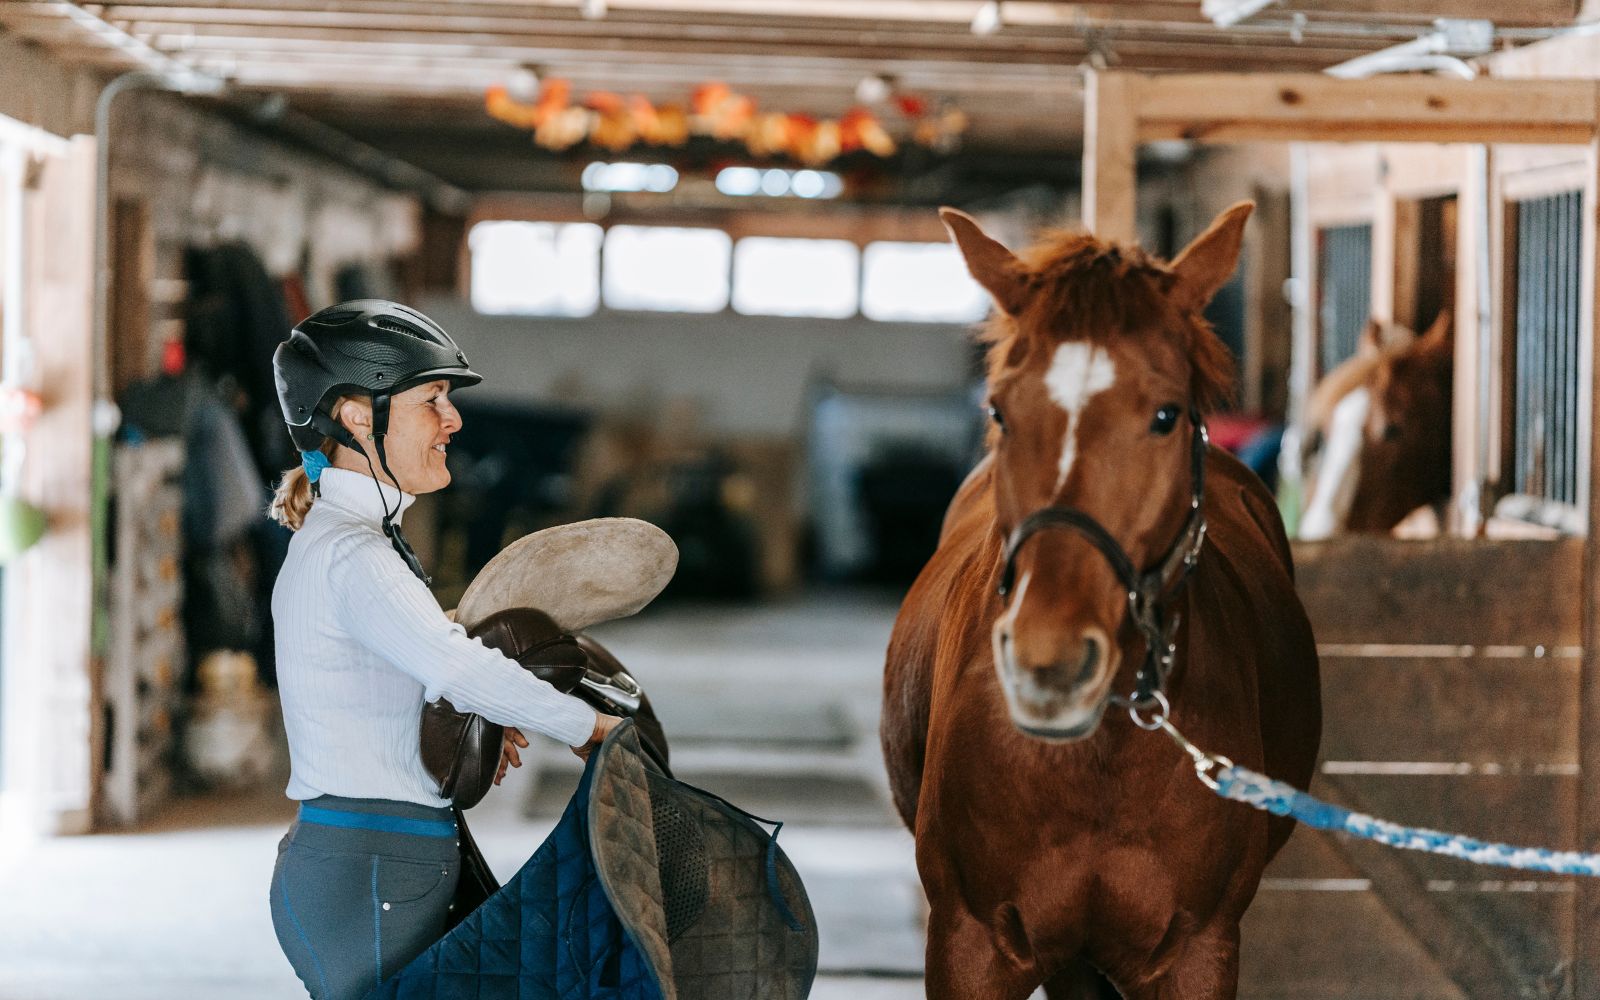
[365,433,375,441]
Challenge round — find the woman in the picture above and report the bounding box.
[266,299,621,1000]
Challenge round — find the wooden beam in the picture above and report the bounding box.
[1083,70,1138,243]
[1128,73,1600,146]
[86,0,1585,29]
[119,20,1376,68]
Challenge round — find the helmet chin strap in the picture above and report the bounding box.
[367,392,432,586]
[311,397,431,585]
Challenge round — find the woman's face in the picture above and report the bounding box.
[336,380,463,494]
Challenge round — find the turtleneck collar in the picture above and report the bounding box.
[315,466,415,526]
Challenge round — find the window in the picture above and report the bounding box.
[468,221,601,316]
[861,241,988,323]
[715,167,842,200]
[732,238,858,318]
[603,226,731,313]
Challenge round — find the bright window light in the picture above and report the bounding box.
[714,166,842,199]
[603,226,731,312]
[732,238,859,318]
[861,241,989,323]
[469,220,602,316]
[716,167,762,196]
[582,161,679,193]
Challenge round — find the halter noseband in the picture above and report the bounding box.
[996,411,1209,708]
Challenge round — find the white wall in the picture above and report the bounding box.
[419,298,979,438]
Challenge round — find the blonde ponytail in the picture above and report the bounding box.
[269,397,356,531]
[270,462,316,531]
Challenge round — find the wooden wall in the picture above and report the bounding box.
[1239,537,1584,999]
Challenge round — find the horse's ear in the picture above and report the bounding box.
[939,207,1028,316]
[1170,201,1253,310]
[1357,320,1384,358]
[1420,308,1453,349]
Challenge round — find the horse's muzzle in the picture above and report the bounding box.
[992,624,1117,741]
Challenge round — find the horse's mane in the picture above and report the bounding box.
[979,230,1235,413]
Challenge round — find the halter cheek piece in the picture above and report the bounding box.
[997,411,1209,708]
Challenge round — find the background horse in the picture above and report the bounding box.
[882,204,1321,1000]
[1294,310,1453,539]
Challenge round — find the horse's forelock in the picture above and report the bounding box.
[979,230,1233,412]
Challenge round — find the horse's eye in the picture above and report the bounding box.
[987,404,1007,433]
[1150,405,1181,436]
[1382,422,1402,442]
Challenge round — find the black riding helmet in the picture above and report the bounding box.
[273,299,481,583]
[274,299,481,453]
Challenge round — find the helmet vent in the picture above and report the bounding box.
[303,309,361,328]
[373,317,429,341]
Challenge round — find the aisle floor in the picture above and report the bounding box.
[0,591,934,1000]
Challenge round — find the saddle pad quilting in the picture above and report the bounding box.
[370,756,666,1000]
[372,720,815,1000]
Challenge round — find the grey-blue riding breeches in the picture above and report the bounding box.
[269,796,462,1000]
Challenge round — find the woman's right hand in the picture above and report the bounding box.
[571,713,624,761]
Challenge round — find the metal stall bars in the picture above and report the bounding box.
[1317,222,1374,376]
[1512,189,1584,515]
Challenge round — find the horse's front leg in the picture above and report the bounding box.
[924,903,1040,1000]
[1118,921,1240,1000]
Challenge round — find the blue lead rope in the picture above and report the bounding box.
[1211,762,1600,877]
[1128,696,1600,879]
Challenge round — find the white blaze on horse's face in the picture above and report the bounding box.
[1044,343,1117,493]
[1299,385,1371,540]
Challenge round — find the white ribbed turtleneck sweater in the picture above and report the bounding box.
[272,466,598,805]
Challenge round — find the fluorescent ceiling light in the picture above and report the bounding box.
[1202,0,1276,29]
[971,2,1002,36]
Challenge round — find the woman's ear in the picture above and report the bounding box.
[335,398,373,441]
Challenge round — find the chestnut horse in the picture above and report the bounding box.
[1295,310,1453,539]
[883,204,1321,999]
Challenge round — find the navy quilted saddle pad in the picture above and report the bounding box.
[370,720,818,1000]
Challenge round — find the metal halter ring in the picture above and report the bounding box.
[1127,690,1171,731]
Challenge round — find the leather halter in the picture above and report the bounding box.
[996,412,1209,708]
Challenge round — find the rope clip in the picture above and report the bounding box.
[1127,691,1233,791]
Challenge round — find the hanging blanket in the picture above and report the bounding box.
[370,721,818,1000]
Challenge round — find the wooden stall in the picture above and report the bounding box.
[1084,70,1600,999]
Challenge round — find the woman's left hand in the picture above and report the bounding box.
[494,727,529,785]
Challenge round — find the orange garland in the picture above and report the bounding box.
[485,79,966,164]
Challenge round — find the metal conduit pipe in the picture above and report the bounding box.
[230,97,472,216]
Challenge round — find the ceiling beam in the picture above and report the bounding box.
[131,23,1373,69]
[86,0,1584,29]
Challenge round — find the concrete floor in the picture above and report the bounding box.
[0,591,936,1000]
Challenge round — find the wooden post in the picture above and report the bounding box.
[2,135,97,838]
[1575,134,1600,1000]
[1083,70,1138,243]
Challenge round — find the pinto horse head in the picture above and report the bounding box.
[1298,310,1453,538]
[1347,309,1454,532]
[940,203,1247,741]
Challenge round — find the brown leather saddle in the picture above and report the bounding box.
[420,606,671,809]
[422,605,675,928]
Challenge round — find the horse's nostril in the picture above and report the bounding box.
[1021,632,1105,689]
[1074,634,1103,685]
